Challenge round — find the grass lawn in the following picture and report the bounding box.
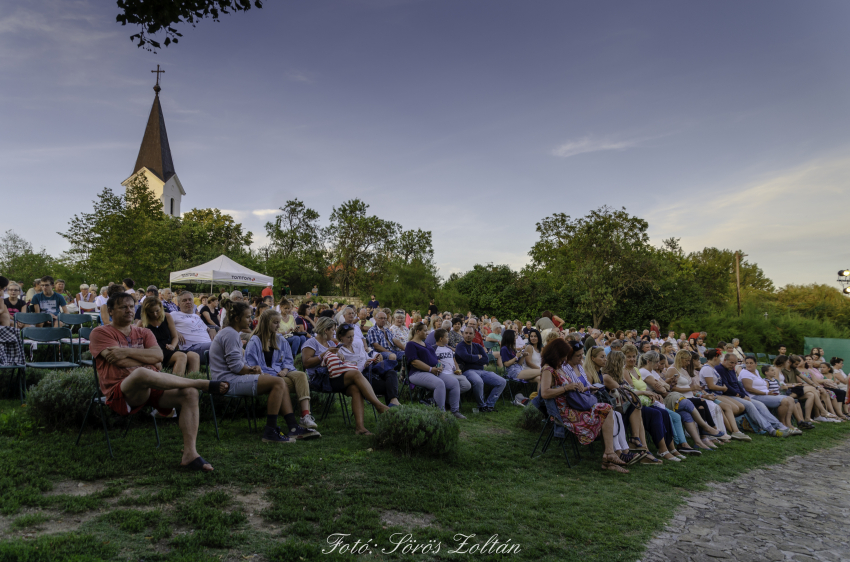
[2,376,850,562]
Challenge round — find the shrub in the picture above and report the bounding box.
[26,369,97,430]
[668,302,850,354]
[0,407,41,438]
[374,405,459,457]
[519,403,545,431]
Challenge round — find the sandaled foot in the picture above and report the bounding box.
[602,462,629,474]
[207,381,230,395]
[355,429,374,436]
[180,456,213,472]
[602,453,626,466]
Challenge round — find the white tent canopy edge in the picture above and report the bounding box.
[169,255,273,292]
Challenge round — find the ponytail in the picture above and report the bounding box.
[222,297,250,329]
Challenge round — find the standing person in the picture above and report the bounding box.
[210,299,319,443]
[311,285,319,297]
[427,299,438,317]
[244,309,318,429]
[262,283,274,298]
[540,339,627,474]
[406,322,466,419]
[281,282,291,298]
[31,276,68,326]
[454,325,507,413]
[136,297,199,375]
[89,292,230,471]
[367,295,380,310]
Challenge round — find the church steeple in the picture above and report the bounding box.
[132,68,176,183]
[122,65,185,217]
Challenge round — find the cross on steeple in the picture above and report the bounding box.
[152,64,165,94]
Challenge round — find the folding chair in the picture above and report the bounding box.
[75,360,160,458]
[57,313,95,364]
[21,324,80,372]
[79,328,94,368]
[529,397,579,467]
[0,325,26,404]
[78,300,100,325]
[197,351,234,437]
[768,354,777,363]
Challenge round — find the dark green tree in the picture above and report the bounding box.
[117,0,263,50]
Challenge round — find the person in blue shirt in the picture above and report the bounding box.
[455,326,506,413]
[715,353,790,437]
[31,276,67,326]
[366,295,379,310]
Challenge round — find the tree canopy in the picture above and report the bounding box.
[116,0,263,50]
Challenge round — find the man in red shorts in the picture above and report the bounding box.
[89,292,229,472]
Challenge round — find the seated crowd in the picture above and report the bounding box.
[1,276,849,476]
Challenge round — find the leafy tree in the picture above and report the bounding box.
[0,230,56,287]
[178,208,253,266]
[117,0,263,50]
[262,199,329,296]
[771,284,850,327]
[326,199,399,297]
[59,175,179,286]
[686,247,774,309]
[528,206,659,328]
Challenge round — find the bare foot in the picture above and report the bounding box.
[355,429,374,436]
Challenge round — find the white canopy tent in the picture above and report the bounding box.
[169,255,273,292]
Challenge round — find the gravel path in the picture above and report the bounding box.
[640,439,850,562]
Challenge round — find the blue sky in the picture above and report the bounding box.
[2,0,850,289]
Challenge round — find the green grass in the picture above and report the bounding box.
[1,387,849,562]
[10,512,50,529]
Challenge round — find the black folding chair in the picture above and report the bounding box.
[0,324,26,403]
[20,324,80,372]
[529,397,579,467]
[57,313,95,364]
[75,360,161,458]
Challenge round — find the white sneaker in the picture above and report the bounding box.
[512,394,526,407]
[814,416,830,423]
[300,414,318,429]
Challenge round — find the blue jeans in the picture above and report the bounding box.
[666,409,688,445]
[463,369,506,408]
[285,335,306,357]
[183,342,212,363]
[731,396,787,432]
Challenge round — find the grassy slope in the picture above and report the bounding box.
[1,396,849,562]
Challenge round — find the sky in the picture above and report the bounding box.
[2,0,850,290]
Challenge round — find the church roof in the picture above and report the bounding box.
[131,88,176,183]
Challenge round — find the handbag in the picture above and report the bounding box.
[565,388,598,411]
[609,386,642,412]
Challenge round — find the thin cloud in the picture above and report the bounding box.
[287,72,314,84]
[219,209,248,220]
[551,136,642,158]
[252,209,279,217]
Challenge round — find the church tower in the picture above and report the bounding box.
[121,66,185,216]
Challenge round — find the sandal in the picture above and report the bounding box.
[602,453,626,466]
[207,381,230,395]
[601,461,629,474]
[620,451,647,465]
[628,437,646,449]
[180,456,213,472]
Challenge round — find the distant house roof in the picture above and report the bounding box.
[131,91,176,183]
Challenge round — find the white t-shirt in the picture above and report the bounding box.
[435,346,455,376]
[698,365,718,390]
[738,369,768,395]
[338,338,369,372]
[94,295,107,308]
[171,311,212,346]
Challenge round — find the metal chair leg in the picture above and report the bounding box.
[98,401,115,459]
[76,393,97,446]
[207,392,220,440]
[152,415,161,449]
[530,420,552,458]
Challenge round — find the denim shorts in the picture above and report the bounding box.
[224,375,260,397]
[505,363,522,380]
